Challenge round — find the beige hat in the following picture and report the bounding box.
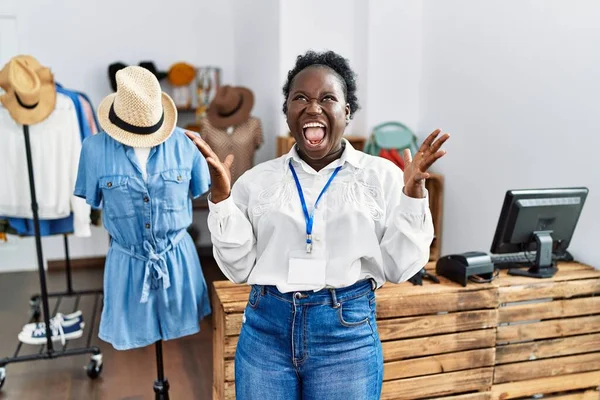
[0,55,56,125]
[98,66,177,147]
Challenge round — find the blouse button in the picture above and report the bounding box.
[107,182,112,188]
[144,196,150,203]
[145,223,150,229]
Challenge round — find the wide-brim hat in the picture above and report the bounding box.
[0,55,56,125]
[139,61,168,81]
[98,66,177,147]
[207,85,254,129]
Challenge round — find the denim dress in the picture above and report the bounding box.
[74,128,211,350]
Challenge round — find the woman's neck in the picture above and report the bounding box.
[299,142,345,172]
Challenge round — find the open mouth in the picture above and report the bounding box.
[302,122,327,148]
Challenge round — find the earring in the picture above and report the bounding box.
[346,115,351,122]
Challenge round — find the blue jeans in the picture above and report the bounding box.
[235,279,383,399]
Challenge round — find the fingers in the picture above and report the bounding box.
[204,157,222,172]
[185,130,218,161]
[413,172,430,182]
[224,154,234,170]
[417,130,450,171]
[429,133,450,153]
[402,148,412,167]
[418,129,441,152]
[420,149,447,171]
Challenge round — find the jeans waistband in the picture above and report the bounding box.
[111,230,187,303]
[258,279,376,307]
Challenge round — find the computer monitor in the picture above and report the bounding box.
[490,187,589,278]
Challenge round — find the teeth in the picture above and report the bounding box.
[303,122,325,129]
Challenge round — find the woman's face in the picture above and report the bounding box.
[286,66,350,161]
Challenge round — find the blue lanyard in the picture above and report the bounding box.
[289,160,342,253]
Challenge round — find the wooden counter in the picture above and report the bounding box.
[212,262,600,399]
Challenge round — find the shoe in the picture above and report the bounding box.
[22,310,83,332]
[18,315,85,345]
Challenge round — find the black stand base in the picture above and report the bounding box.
[153,378,170,400]
[154,340,170,400]
[508,231,557,279]
[508,266,558,279]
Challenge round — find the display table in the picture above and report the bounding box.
[212,262,600,399]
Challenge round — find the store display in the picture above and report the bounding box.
[195,66,220,119]
[108,62,127,92]
[0,55,56,125]
[0,54,104,388]
[201,85,262,183]
[18,314,85,346]
[76,65,211,397]
[139,61,168,81]
[21,310,83,332]
[109,61,168,93]
[167,62,196,109]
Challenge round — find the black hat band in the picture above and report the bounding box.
[109,102,164,135]
[16,93,38,110]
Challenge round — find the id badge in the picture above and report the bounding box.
[288,249,328,286]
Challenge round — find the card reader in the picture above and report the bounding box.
[436,251,495,286]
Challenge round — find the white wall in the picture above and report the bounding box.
[232,0,281,165]
[419,0,600,266]
[279,0,368,137]
[0,0,236,271]
[366,0,423,135]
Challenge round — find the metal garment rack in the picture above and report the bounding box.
[0,125,104,390]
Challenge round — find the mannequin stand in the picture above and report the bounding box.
[0,125,104,391]
[153,340,170,399]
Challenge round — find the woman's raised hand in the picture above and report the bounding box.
[185,131,233,203]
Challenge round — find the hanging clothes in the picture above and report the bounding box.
[74,127,211,350]
[0,92,92,237]
[77,92,100,134]
[3,84,101,237]
[79,94,98,134]
[56,83,93,141]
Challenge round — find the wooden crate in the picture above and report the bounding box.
[426,173,443,261]
[212,261,497,399]
[377,268,497,399]
[491,262,600,400]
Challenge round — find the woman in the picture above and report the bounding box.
[186,50,448,399]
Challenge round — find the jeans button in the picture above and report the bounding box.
[144,196,149,203]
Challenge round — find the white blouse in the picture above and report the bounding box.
[207,139,434,293]
[0,93,91,237]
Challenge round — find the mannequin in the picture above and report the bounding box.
[74,66,211,399]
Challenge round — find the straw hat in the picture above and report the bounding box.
[98,66,177,147]
[207,85,254,129]
[0,55,56,125]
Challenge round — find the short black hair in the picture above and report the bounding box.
[282,50,359,118]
